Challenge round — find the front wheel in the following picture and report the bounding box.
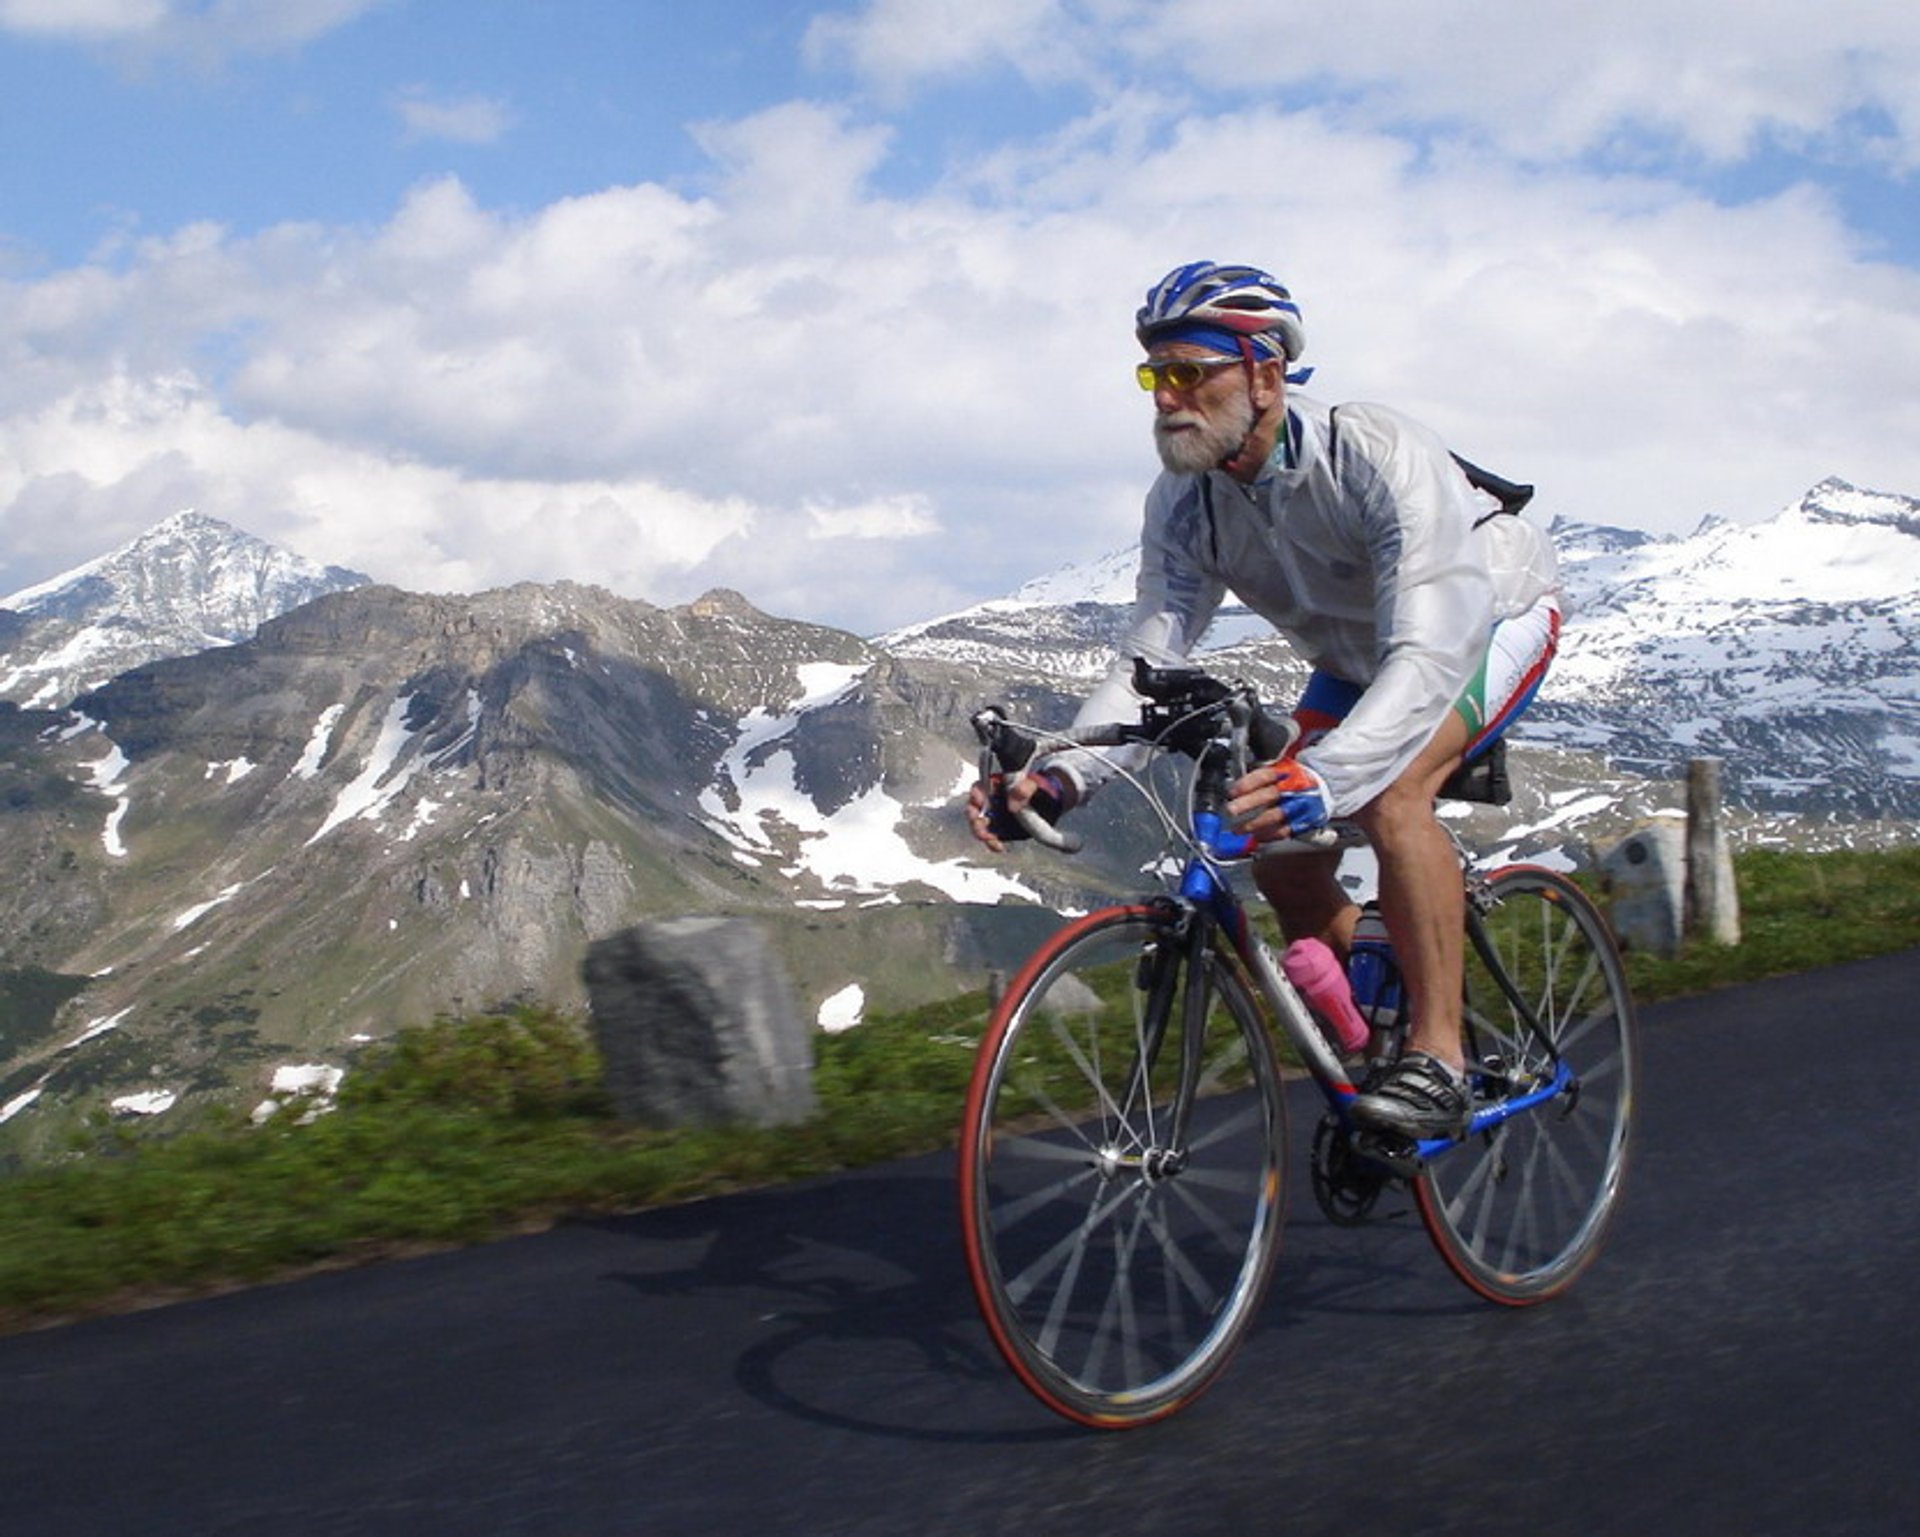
[1417,865,1636,1304]
[957,905,1288,1428]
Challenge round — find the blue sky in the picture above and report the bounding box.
[3,0,1918,634]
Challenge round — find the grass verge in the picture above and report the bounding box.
[1,847,1915,1334]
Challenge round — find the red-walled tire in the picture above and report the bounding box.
[958,905,1288,1427]
[1416,865,1636,1304]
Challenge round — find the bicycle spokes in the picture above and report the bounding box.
[958,908,1287,1427]
[1418,868,1636,1304]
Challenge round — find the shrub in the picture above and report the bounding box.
[339,1007,610,1121]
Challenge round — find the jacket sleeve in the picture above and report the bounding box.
[1298,406,1495,812]
[1046,478,1226,801]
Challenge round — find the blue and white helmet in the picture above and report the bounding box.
[1136,261,1307,364]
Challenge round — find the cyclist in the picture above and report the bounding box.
[967,260,1562,1140]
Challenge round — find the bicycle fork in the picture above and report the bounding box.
[1111,906,1213,1181]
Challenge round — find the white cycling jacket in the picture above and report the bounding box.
[1052,395,1561,816]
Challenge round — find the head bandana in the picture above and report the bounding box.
[1144,322,1315,385]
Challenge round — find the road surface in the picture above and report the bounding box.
[3,950,1917,1535]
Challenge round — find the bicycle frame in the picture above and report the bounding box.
[1169,798,1575,1167]
[962,665,1636,1423]
[972,663,1578,1166]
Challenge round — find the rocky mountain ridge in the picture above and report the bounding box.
[2,480,1915,1150]
[0,510,369,710]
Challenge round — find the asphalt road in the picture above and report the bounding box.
[3,950,1918,1537]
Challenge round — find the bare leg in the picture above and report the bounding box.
[1351,713,1473,1073]
[1253,848,1355,951]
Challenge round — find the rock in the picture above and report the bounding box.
[1599,821,1685,956]
[582,916,816,1128]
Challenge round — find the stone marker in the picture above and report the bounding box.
[1599,821,1686,957]
[582,915,817,1128]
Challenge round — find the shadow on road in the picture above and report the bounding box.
[575,1107,1483,1446]
[585,1166,1081,1443]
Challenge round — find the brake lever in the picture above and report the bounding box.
[1017,802,1082,854]
[971,706,1083,855]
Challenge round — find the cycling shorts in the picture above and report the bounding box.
[1291,595,1561,764]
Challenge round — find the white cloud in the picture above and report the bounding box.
[0,0,384,60]
[0,0,166,38]
[0,372,758,600]
[1,6,1918,634]
[820,0,1920,169]
[805,0,1093,100]
[1329,1,1920,168]
[394,87,515,146]
[806,495,938,540]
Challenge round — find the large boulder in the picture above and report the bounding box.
[582,916,817,1128]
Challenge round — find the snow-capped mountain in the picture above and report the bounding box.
[889,476,1920,824]
[0,576,1078,1154]
[0,510,369,709]
[2,479,1916,1148]
[1535,478,1920,818]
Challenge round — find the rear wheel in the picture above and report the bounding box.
[1417,865,1635,1304]
[958,904,1287,1427]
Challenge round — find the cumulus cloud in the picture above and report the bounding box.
[2,3,1918,634]
[817,0,1920,170]
[804,0,1097,101]
[0,372,758,599]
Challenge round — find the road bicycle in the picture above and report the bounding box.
[958,661,1636,1428]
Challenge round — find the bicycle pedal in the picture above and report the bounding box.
[1351,1129,1424,1176]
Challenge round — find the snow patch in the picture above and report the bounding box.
[291,703,345,780]
[400,797,440,841]
[111,1090,178,1118]
[817,983,865,1033]
[85,740,133,858]
[307,694,429,845]
[0,1088,44,1124]
[699,663,1036,905]
[707,741,1033,903]
[172,881,247,931]
[251,1063,345,1125]
[64,1007,133,1050]
[426,690,483,770]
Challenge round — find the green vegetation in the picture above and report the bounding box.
[0,967,93,1050]
[1,846,1916,1334]
[1615,845,1920,998]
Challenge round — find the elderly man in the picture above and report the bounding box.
[968,260,1561,1140]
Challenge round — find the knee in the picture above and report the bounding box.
[1354,780,1439,850]
[1254,854,1352,943]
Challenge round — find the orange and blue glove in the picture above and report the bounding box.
[1270,759,1332,837]
[1230,758,1333,841]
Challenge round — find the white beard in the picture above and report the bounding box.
[1152,387,1256,475]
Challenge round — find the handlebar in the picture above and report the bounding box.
[971,660,1338,857]
[970,705,1092,853]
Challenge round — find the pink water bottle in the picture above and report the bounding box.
[1282,937,1370,1056]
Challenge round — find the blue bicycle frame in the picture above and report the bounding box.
[1174,807,1574,1165]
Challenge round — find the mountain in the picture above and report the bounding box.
[0,578,1085,1155]
[2,480,1917,1149]
[886,475,1920,830]
[1531,478,1920,820]
[0,510,370,709]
